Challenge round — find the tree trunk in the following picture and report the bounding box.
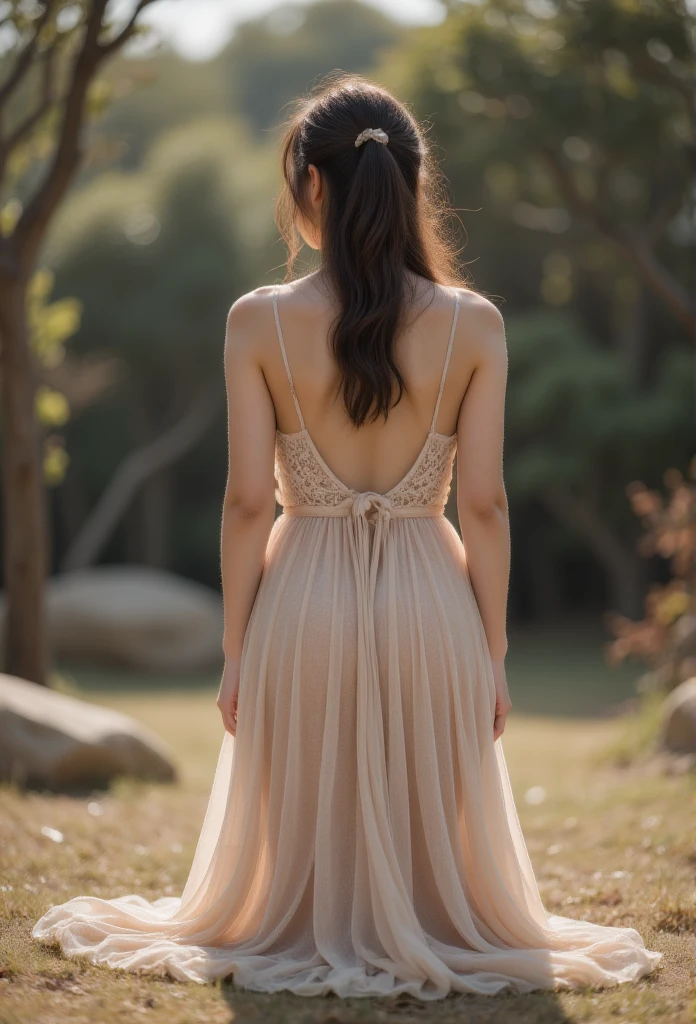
[0,272,49,684]
[542,484,644,619]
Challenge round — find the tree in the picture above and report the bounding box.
[505,310,692,615]
[0,0,159,686]
[221,0,405,133]
[47,118,262,577]
[383,0,693,616]
[403,0,694,335]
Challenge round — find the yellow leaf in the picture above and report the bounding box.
[27,268,54,304]
[0,198,22,237]
[35,386,70,427]
[43,445,70,487]
[655,591,690,626]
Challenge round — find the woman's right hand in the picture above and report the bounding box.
[217,658,241,736]
[491,658,512,742]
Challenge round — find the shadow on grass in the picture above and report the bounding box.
[54,662,222,694]
[220,982,576,1024]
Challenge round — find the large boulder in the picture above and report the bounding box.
[662,677,696,754]
[44,566,224,673]
[0,673,177,789]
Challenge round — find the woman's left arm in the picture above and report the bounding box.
[217,293,277,735]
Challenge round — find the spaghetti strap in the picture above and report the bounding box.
[272,286,305,432]
[430,288,460,434]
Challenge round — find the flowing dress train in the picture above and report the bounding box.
[33,287,662,997]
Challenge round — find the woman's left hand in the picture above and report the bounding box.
[491,657,512,742]
[217,658,241,736]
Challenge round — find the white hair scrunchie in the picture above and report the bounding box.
[355,128,389,148]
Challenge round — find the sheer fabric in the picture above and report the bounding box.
[33,287,661,997]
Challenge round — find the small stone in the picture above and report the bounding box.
[40,826,64,844]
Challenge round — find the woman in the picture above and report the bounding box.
[34,75,661,998]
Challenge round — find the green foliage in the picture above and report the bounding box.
[45,117,270,577]
[409,0,691,221]
[95,54,229,172]
[221,1,405,132]
[48,117,267,384]
[505,310,693,500]
[89,0,405,174]
[379,0,693,611]
[385,0,691,315]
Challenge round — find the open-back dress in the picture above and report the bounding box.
[33,286,662,998]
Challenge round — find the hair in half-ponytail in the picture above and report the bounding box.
[276,74,463,428]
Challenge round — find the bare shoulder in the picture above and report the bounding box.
[226,285,277,335]
[224,285,278,364]
[454,286,505,345]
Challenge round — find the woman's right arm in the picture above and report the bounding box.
[218,292,278,736]
[455,296,512,739]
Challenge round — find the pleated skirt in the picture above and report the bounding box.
[33,514,662,996]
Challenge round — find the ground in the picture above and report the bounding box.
[1,627,694,1024]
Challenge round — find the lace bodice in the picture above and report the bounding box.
[275,431,348,508]
[271,285,460,516]
[275,429,457,511]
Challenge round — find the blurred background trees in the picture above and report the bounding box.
[0,0,692,682]
[390,0,693,621]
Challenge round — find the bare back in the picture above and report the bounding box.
[258,276,479,495]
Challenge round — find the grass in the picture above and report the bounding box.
[1,638,694,1024]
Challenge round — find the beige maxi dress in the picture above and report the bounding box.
[33,287,662,998]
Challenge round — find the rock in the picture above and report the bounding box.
[0,673,177,790]
[662,677,696,754]
[44,566,224,673]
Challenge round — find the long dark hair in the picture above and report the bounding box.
[276,74,465,428]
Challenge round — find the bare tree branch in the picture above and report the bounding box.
[0,1,55,108]
[542,148,696,341]
[543,484,643,617]
[0,44,58,178]
[61,387,222,572]
[15,0,110,268]
[99,0,159,57]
